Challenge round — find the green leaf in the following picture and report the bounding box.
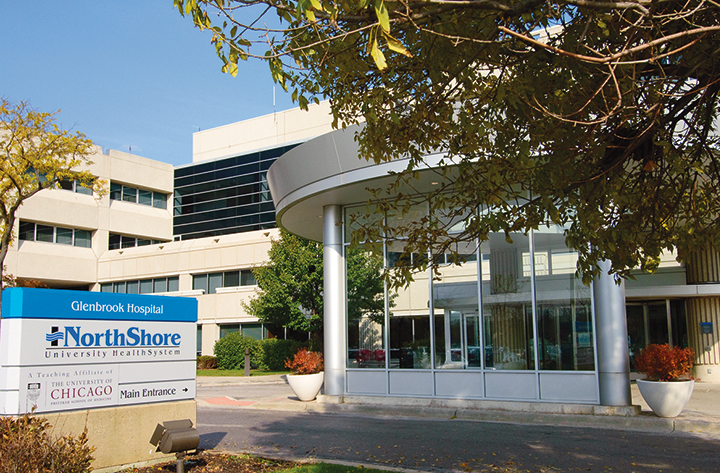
[369,39,387,71]
[383,31,412,57]
[375,0,390,33]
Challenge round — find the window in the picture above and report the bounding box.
[192,274,208,294]
[167,276,179,292]
[126,280,139,294]
[208,273,223,295]
[192,269,257,294]
[152,192,167,209]
[18,221,35,241]
[219,324,240,338]
[139,279,153,294]
[138,189,152,206]
[75,183,93,195]
[102,276,180,294]
[36,224,54,243]
[18,221,93,248]
[121,235,137,249]
[55,227,73,245]
[153,278,167,293]
[108,233,169,250]
[224,271,240,287]
[242,323,263,340]
[109,181,168,208]
[172,145,299,240]
[74,229,92,248]
[109,234,121,250]
[110,182,122,200]
[122,186,137,203]
[60,179,93,195]
[241,270,256,286]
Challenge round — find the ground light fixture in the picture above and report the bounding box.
[149,419,200,473]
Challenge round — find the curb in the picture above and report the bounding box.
[198,396,720,437]
[197,375,288,387]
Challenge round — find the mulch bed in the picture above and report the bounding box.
[122,451,302,473]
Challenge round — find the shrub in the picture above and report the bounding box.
[259,339,307,371]
[0,413,95,473]
[197,355,217,370]
[635,344,695,381]
[285,348,324,375]
[213,332,260,370]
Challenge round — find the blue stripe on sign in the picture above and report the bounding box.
[1,288,197,322]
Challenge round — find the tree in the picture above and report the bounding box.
[0,100,105,299]
[245,230,387,335]
[175,1,720,284]
[1,265,48,289]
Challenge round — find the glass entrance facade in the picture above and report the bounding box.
[627,300,688,369]
[343,204,598,402]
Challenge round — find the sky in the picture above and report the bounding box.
[0,1,296,167]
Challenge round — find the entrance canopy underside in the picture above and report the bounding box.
[267,125,447,242]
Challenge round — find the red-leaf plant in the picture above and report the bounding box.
[634,344,695,381]
[285,348,324,375]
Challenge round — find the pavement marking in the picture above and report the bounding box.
[204,396,256,406]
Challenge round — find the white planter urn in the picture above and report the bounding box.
[286,372,324,401]
[637,379,695,418]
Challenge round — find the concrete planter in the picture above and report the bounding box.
[637,379,694,418]
[287,372,324,401]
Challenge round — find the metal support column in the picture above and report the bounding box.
[594,260,632,406]
[323,205,346,396]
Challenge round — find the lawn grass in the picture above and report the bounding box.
[197,369,290,377]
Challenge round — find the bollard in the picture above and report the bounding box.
[244,347,250,376]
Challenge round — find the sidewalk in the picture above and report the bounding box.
[196,375,720,437]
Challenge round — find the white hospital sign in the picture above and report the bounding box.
[0,288,198,415]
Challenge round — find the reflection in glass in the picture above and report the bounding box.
[482,233,533,370]
[647,303,669,345]
[387,240,431,369]
[55,227,73,246]
[533,226,594,371]
[344,204,381,244]
[36,224,54,243]
[342,200,597,377]
[390,315,431,369]
[346,247,387,369]
[431,241,481,369]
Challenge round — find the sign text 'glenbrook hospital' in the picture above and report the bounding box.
[70,300,164,316]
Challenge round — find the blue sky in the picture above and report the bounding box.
[0,2,296,166]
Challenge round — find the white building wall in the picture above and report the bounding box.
[192,101,335,163]
[6,146,174,288]
[6,104,338,354]
[97,229,279,355]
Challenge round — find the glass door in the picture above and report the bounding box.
[435,309,480,369]
[626,300,687,370]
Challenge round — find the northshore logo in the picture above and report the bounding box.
[46,326,182,348]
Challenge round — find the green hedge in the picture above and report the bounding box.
[196,355,217,370]
[213,333,308,371]
[260,338,307,371]
[213,332,261,370]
